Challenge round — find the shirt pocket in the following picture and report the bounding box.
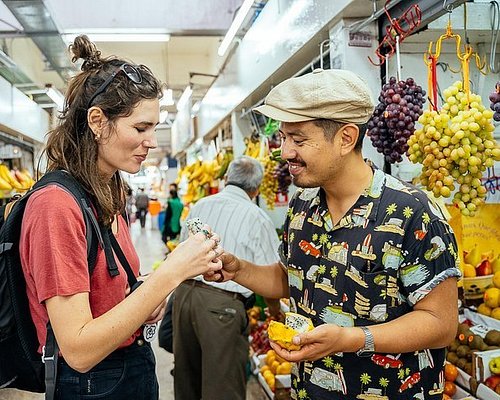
[340,262,397,324]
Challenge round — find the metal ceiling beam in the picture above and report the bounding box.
[3,0,75,81]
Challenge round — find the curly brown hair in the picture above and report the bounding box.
[43,35,163,226]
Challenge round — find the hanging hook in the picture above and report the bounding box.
[319,39,331,70]
[489,0,500,73]
[443,0,454,13]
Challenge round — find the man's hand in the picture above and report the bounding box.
[269,324,344,362]
[203,252,241,282]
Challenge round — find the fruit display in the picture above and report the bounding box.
[0,165,34,192]
[367,76,426,163]
[259,349,292,392]
[273,160,292,194]
[462,247,499,278]
[490,81,500,122]
[407,81,500,215]
[176,150,233,205]
[444,363,459,398]
[259,154,279,210]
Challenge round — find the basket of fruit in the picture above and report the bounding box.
[463,275,494,300]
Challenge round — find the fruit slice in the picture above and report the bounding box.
[268,313,314,351]
[268,321,302,351]
[285,312,314,333]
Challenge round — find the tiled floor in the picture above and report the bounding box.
[0,217,268,400]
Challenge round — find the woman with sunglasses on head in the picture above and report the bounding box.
[19,35,222,400]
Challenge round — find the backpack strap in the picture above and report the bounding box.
[31,171,102,274]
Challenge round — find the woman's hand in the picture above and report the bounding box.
[160,231,222,283]
[269,324,344,362]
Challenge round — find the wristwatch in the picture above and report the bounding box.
[356,326,375,357]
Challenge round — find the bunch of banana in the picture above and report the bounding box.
[213,150,233,180]
[15,168,35,189]
[244,137,261,159]
[0,164,32,192]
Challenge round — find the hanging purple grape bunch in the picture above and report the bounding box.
[367,77,426,163]
[489,81,500,122]
[272,160,292,194]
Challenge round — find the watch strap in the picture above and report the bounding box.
[356,326,375,357]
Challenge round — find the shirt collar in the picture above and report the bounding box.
[223,184,252,201]
[309,160,386,230]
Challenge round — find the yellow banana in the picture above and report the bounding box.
[0,175,12,190]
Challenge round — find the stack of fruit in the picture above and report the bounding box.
[462,246,499,278]
[443,363,459,399]
[485,356,500,394]
[446,323,500,384]
[259,349,292,392]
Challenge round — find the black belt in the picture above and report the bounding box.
[185,279,247,304]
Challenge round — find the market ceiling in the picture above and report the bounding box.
[0,0,248,115]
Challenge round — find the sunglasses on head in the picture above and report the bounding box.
[87,63,142,109]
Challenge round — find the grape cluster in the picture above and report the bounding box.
[489,81,500,122]
[273,161,292,194]
[259,155,279,210]
[367,77,426,163]
[407,81,500,216]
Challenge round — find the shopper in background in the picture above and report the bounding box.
[20,35,223,400]
[148,196,162,229]
[125,184,135,223]
[161,183,183,244]
[135,187,150,228]
[207,69,461,399]
[173,156,282,400]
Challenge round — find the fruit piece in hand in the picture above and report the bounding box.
[268,321,302,351]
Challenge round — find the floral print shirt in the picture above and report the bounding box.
[280,165,461,400]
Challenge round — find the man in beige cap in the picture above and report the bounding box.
[207,68,460,399]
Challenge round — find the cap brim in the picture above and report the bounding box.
[253,104,315,123]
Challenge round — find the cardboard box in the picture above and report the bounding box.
[472,349,500,383]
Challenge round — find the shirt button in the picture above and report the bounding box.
[137,339,144,346]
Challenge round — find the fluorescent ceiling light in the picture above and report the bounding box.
[46,86,65,110]
[0,49,16,68]
[218,0,254,56]
[63,33,170,42]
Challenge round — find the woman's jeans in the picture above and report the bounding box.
[55,339,158,399]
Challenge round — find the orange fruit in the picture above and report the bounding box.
[443,394,452,400]
[444,381,457,397]
[260,365,271,374]
[444,363,459,382]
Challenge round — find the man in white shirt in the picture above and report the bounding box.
[173,156,281,400]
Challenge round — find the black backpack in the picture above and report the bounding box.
[0,171,102,396]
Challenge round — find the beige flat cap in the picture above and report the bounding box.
[254,68,374,124]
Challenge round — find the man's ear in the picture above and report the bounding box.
[87,106,108,136]
[339,124,359,155]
